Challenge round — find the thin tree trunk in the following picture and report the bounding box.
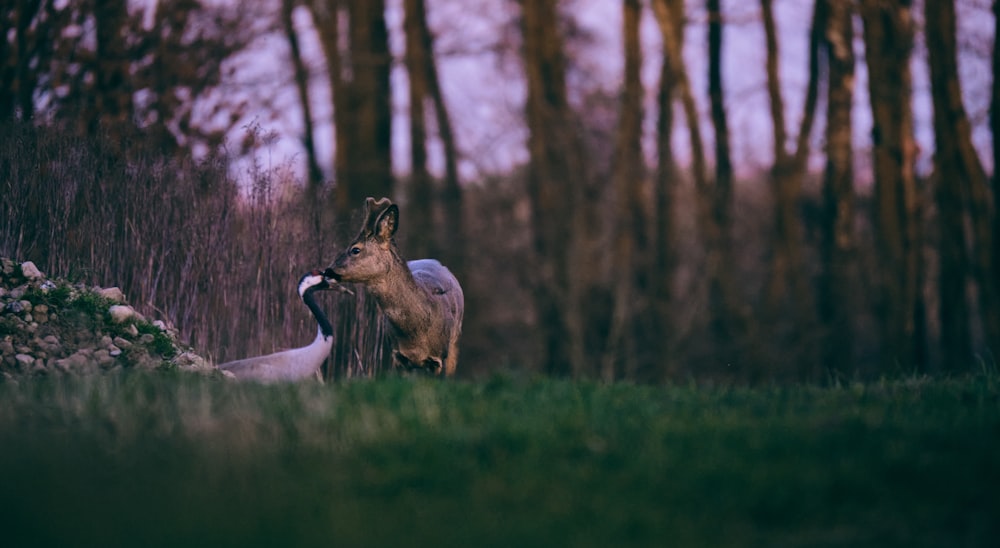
[403,0,435,260]
[520,0,585,377]
[308,0,352,222]
[705,0,748,364]
[859,0,924,371]
[310,0,393,222]
[423,17,464,276]
[760,0,823,324]
[93,0,131,140]
[992,0,1000,359]
[926,0,988,369]
[818,0,855,374]
[282,0,324,262]
[605,0,646,381]
[652,28,678,381]
[346,0,393,201]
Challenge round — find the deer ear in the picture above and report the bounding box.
[374,204,398,242]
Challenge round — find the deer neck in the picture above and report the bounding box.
[367,257,433,335]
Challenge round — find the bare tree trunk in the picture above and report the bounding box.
[283,0,324,189]
[993,0,1000,360]
[818,0,855,374]
[760,0,823,325]
[605,0,646,381]
[403,0,435,260]
[859,0,925,371]
[0,0,47,121]
[308,0,351,224]
[282,0,325,263]
[520,0,587,377]
[926,0,990,370]
[705,0,749,365]
[310,0,393,223]
[418,2,464,276]
[346,0,393,202]
[652,25,678,381]
[93,0,131,141]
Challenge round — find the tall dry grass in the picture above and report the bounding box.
[0,122,388,379]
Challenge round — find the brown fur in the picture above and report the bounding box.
[326,198,464,376]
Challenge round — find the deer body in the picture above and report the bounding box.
[326,198,464,376]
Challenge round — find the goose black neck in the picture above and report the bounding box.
[303,286,333,338]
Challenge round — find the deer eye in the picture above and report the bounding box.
[350,246,362,256]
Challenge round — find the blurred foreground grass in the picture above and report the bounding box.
[1,371,998,547]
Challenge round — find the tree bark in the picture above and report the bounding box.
[993,0,1000,359]
[403,0,435,260]
[417,1,464,275]
[605,0,646,381]
[924,0,1000,369]
[705,0,748,365]
[92,0,131,141]
[651,15,678,381]
[818,0,855,374]
[310,0,393,223]
[282,0,325,190]
[282,0,325,263]
[760,0,823,325]
[520,0,586,377]
[859,0,925,371]
[926,0,991,369]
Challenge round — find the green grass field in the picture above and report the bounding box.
[1,371,998,547]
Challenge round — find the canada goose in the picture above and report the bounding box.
[218,270,336,383]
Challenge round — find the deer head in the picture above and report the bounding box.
[327,197,401,283]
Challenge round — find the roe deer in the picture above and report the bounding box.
[325,197,464,376]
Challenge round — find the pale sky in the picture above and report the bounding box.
[221,0,996,189]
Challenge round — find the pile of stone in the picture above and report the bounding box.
[1,258,213,381]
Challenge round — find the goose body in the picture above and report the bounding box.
[219,271,334,383]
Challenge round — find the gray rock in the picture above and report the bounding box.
[55,350,96,373]
[94,349,115,367]
[108,305,136,324]
[5,301,23,313]
[97,287,126,303]
[139,333,155,344]
[173,351,211,372]
[14,353,34,367]
[0,340,14,356]
[125,324,139,336]
[113,337,132,349]
[152,320,168,331]
[108,346,122,357]
[20,261,43,279]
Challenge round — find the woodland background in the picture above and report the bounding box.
[1,0,998,382]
